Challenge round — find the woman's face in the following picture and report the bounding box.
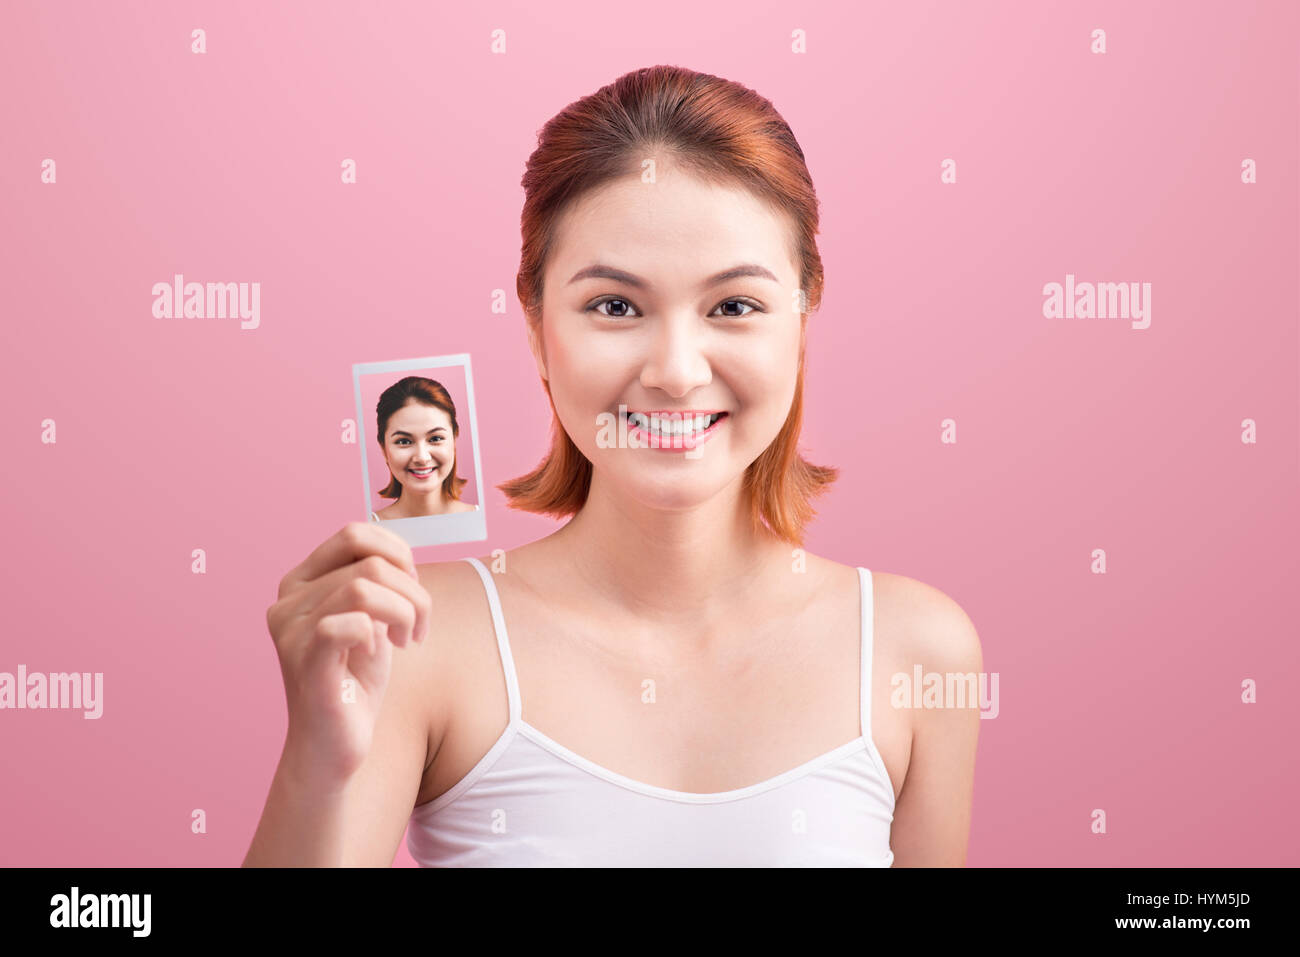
[535,164,804,511]
[382,400,455,490]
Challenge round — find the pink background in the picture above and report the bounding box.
[1,0,1296,866]
[358,362,479,514]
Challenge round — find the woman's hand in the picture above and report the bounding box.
[264,522,432,788]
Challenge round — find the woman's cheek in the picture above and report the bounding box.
[548,382,595,456]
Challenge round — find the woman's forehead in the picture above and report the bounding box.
[389,403,451,427]
[550,191,797,289]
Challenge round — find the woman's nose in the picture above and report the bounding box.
[640,314,712,397]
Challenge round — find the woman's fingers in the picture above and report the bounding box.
[301,553,431,647]
[277,522,417,601]
[307,575,420,650]
[268,533,432,653]
[304,610,376,668]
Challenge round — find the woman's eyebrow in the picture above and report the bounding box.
[391,428,447,436]
[566,263,779,290]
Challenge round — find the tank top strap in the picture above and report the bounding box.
[462,556,522,724]
[857,567,875,741]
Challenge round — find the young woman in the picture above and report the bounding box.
[245,65,981,867]
[369,376,479,520]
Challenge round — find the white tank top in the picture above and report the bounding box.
[405,556,896,866]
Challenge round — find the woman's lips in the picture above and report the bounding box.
[620,410,728,451]
[408,466,435,478]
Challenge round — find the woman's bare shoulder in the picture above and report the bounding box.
[404,554,511,741]
[411,556,497,629]
[870,569,982,672]
[409,550,530,648]
[412,554,474,590]
[799,552,981,668]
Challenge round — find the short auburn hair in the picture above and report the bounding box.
[499,64,837,546]
[375,376,468,502]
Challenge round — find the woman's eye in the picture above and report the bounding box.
[589,297,638,318]
[713,299,758,318]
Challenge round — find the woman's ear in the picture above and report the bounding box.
[526,319,549,383]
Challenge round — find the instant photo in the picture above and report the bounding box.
[352,354,486,548]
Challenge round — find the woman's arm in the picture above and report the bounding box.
[241,524,443,867]
[888,585,983,866]
[241,742,353,867]
[332,604,446,866]
[242,626,441,867]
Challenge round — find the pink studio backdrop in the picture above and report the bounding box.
[358,363,479,514]
[1,1,1296,867]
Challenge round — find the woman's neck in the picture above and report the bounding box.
[545,471,790,629]
[387,487,451,517]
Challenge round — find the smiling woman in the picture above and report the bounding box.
[246,64,981,870]
[503,88,834,534]
[369,376,479,520]
[410,64,978,866]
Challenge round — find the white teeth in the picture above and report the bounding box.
[626,411,720,434]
